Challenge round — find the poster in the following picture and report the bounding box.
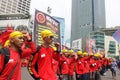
[86,38,96,54]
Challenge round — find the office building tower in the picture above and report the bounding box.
[0,0,31,14]
[71,0,106,50]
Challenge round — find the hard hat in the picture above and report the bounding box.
[52,47,57,51]
[97,53,103,58]
[62,49,68,53]
[68,49,74,53]
[10,31,23,38]
[94,53,102,58]
[77,51,82,55]
[41,29,54,39]
[89,53,94,56]
[93,54,98,57]
[83,52,88,56]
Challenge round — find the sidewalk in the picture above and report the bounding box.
[101,69,120,80]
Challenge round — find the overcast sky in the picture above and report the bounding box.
[30,0,120,45]
[30,0,120,28]
[105,0,120,28]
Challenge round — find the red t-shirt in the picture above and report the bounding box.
[31,46,60,80]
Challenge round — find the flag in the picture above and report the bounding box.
[0,25,14,46]
[112,28,120,43]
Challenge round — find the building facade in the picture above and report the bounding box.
[0,0,31,14]
[0,14,30,31]
[100,28,120,58]
[90,32,105,49]
[105,36,120,57]
[71,0,106,50]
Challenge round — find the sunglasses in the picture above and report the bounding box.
[47,36,54,39]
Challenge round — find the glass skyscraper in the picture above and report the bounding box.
[71,0,106,50]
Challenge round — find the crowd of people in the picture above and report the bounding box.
[0,27,120,80]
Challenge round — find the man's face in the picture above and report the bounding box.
[44,36,54,45]
[11,36,24,48]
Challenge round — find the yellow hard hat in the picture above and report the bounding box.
[9,31,23,39]
[77,51,82,55]
[68,49,74,53]
[94,53,102,58]
[62,49,68,53]
[83,52,88,56]
[97,53,103,58]
[89,53,94,56]
[94,54,98,57]
[41,29,54,39]
[52,47,57,51]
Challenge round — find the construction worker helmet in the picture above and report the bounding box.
[62,49,68,53]
[52,47,57,51]
[41,29,54,39]
[77,51,82,55]
[83,52,88,56]
[68,49,74,53]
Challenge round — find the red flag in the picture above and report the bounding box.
[0,26,14,46]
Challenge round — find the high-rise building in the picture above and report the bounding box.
[0,0,31,14]
[71,0,106,50]
[53,17,65,45]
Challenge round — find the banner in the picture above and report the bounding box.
[86,38,96,54]
[72,38,82,50]
[33,9,60,46]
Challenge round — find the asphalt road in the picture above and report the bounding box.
[22,67,120,80]
[22,67,34,80]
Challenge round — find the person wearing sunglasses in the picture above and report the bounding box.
[31,29,60,80]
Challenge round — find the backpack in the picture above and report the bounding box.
[0,47,10,73]
[27,46,41,80]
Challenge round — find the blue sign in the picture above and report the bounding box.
[113,28,120,43]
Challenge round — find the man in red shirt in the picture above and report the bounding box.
[75,51,85,80]
[82,52,90,80]
[59,49,69,80]
[0,31,36,80]
[31,29,60,80]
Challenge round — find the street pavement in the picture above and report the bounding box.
[22,67,120,80]
[22,67,34,80]
[101,69,120,80]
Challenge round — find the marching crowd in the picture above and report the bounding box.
[51,49,112,80]
[0,27,119,80]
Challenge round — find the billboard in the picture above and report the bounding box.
[33,9,60,46]
[72,38,82,50]
[86,38,96,54]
